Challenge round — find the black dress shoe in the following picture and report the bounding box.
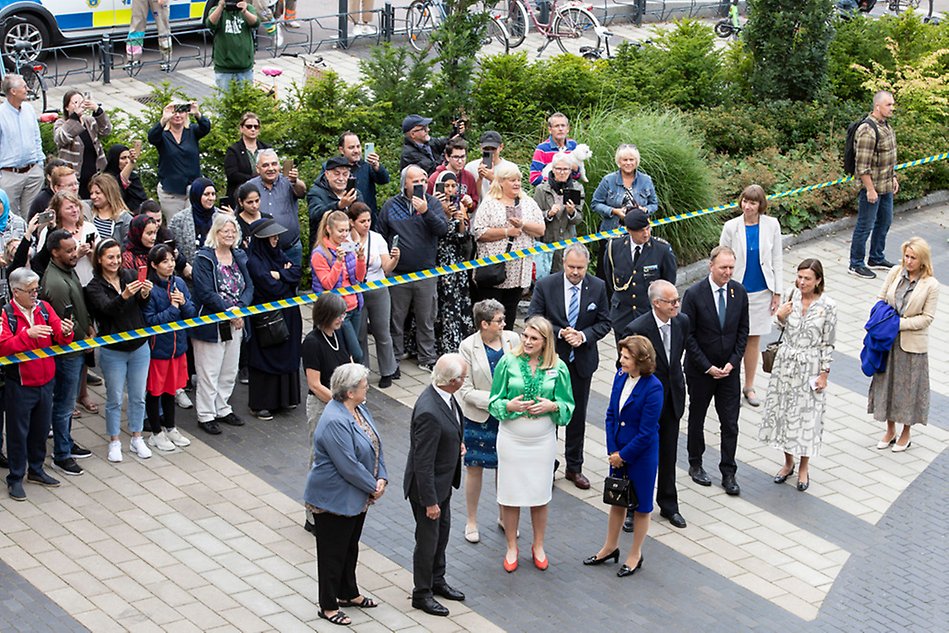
[661,511,687,529]
[432,583,465,601]
[412,597,449,616]
[797,478,810,492]
[689,466,712,486]
[622,510,634,533]
[722,475,741,496]
[773,466,795,484]
[583,548,619,565]
[617,555,644,577]
[199,420,222,435]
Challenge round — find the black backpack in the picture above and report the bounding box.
[843,117,879,176]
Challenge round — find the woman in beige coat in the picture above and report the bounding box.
[53,90,111,199]
[458,299,520,543]
[870,237,939,452]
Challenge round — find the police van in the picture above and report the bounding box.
[0,0,210,59]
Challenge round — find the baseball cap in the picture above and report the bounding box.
[325,155,351,171]
[402,114,433,133]
[479,130,502,149]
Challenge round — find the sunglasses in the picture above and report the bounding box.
[243,123,260,129]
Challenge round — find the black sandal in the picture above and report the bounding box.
[338,596,377,608]
[318,610,351,626]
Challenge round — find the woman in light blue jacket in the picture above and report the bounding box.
[591,145,658,282]
[304,363,388,626]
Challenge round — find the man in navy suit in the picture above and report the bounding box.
[529,244,611,489]
[624,279,690,529]
[680,246,749,496]
[404,354,468,617]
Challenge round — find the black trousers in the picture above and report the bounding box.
[409,494,451,600]
[655,404,683,514]
[564,364,591,472]
[5,379,53,485]
[313,511,367,611]
[686,370,740,477]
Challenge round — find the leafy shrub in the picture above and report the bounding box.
[531,54,608,120]
[691,106,780,156]
[359,43,434,132]
[471,52,542,135]
[573,108,721,262]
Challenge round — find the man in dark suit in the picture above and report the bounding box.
[604,209,677,348]
[624,279,690,529]
[403,354,468,617]
[680,246,749,496]
[529,244,611,489]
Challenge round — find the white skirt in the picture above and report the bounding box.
[748,289,775,336]
[496,415,557,507]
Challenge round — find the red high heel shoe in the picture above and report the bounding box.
[504,549,518,573]
[532,547,548,571]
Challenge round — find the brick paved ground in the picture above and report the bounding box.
[1,193,946,630]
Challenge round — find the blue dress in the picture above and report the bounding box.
[463,345,504,468]
[605,370,663,513]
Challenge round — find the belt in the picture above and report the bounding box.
[0,163,36,174]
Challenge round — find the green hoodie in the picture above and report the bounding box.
[206,6,257,73]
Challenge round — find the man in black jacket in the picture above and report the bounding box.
[404,354,468,617]
[680,246,749,496]
[399,114,448,175]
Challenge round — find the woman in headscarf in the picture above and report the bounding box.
[244,218,303,420]
[122,214,159,271]
[168,177,230,266]
[104,144,149,213]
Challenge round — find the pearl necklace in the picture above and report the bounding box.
[321,329,339,351]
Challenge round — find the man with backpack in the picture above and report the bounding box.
[847,91,898,280]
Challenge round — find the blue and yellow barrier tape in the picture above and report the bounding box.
[1,152,945,366]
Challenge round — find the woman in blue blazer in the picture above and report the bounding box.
[583,335,663,577]
[304,363,388,626]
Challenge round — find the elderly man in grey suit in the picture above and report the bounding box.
[404,353,468,617]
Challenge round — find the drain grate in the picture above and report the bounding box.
[133,93,163,106]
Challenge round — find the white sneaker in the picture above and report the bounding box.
[175,388,193,409]
[147,431,176,452]
[163,427,191,447]
[352,23,366,35]
[362,23,377,35]
[108,440,123,463]
[286,20,301,28]
[275,25,284,47]
[129,436,153,459]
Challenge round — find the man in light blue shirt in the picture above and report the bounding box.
[0,74,44,218]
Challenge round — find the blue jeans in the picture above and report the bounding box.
[342,308,364,364]
[215,69,254,92]
[51,354,84,462]
[5,379,53,485]
[850,189,894,268]
[99,345,150,437]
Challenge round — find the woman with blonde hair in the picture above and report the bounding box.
[719,184,783,407]
[869,237,939,451]
[489,316,574,572]
[471,162,545,329]
[88,173,133,245]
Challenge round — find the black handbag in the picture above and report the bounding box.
[603,473,637,508]
[252,310,290,348]
[473,237,514,288]
[762,287,794,373]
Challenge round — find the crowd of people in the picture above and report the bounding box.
[0,80,938,625]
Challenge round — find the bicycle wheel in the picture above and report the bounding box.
[488,0,527,48]
[407,0,436,52]
[553,7,601,57]
[21,64,47,113]
[483,16,510,55]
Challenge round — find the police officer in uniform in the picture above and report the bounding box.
[603,209,677,347]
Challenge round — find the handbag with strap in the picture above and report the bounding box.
[761,287,795,373]
[603,471,637,508]
[252,310,290,348]
[473,237,514,288]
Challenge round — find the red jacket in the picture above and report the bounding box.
[0,300,74,387]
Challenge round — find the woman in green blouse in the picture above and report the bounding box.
[489,316,574,573]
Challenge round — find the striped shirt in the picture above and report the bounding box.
[529,136,578,186]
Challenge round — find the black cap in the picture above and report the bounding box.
[251,219,287,239]
[625,209,650,231]
[402,114,433,133]
[325,155,351,171]
[479,130,502,149]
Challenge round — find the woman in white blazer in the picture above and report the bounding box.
[870,237,939,451]
[458,299,520,544]
[719,184,783,407]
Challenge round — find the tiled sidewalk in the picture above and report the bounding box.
[0,204,945,631]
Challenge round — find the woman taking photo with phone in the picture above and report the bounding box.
[85,238,154,463]
[54,90,112,199]
[122,215,160,271]
[103,143,149,213]
[311,210,366,364]
[36,190,99,285]
[432,171,474,354]
[225,112,271,206]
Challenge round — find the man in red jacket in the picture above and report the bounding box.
[0,268,74,501]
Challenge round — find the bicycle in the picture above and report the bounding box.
[0,15,48,113]
[488,0,601,58]
[888,0,920,12]
[406,0,511,55]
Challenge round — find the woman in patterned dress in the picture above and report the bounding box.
[432,171,474,355]
[759,259,836,492]
[458,299,520,543]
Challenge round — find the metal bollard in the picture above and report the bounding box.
[383,1,394,42]
[101,34,111,85]
[338,0,349,46]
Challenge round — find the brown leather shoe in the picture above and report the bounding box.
[565,470,591,490]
